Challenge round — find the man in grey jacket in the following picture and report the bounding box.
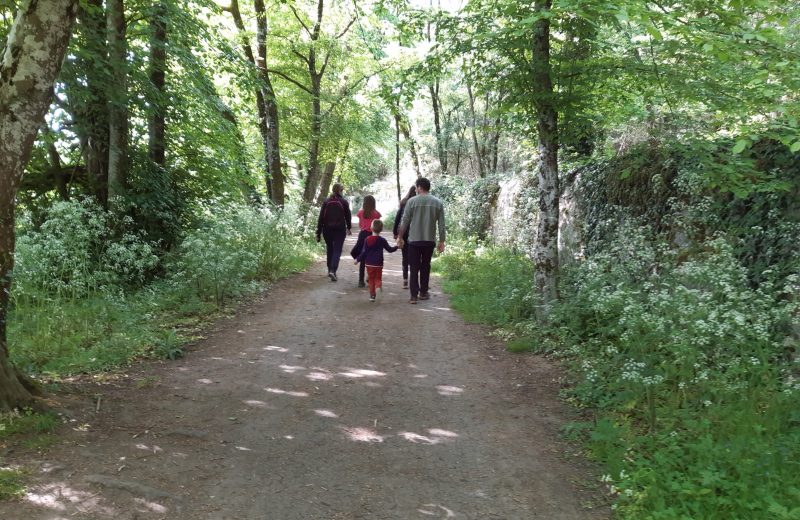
[396,177,446,304]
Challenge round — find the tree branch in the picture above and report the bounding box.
[268,68,313,94]
[289,4,312,36]
[336,16,356,39]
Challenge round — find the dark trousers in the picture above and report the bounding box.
[408,241,435,298]
[323,227,346,274]
[401,244,410,280]
[351,230,371,283]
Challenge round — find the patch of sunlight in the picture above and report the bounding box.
[307,371,333,381]
[135,444,163,453]
[400,432,440,445]
[279,365,306,373]
[324,344,335,348]
[243,399,268,407]
[413,374,428,378]
[264,345,289,352]
[341,426,384,443]
[235,446,252,451]
[436,385,464,396]
[338,368,386,378]
[25,483,117,515]
[210,357,226,361]
[197,378,214,384]
[418,504,456,518]
[408,364,419,369]
[363,381,382,388]
[419,308,434,312]
[284,435,294,440]
[265,388,309,397]
[134,498,168,513]
[314,409,339,418]
[428,428,459,438]
[434,307,452,311]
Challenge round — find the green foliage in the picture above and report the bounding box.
[0,469,25,501]
[434,242,534,325]
[436,224,800,519]
[170,204,315,306]
[14,199,158,302]
[0,410,60,439]
[10,202,314,376]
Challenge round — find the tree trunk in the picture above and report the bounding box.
[107,0,128,200]
[466,80,485,178]
[395,114,401,201]
[531,0,559,315]
[315,161,336,205]
[254,0,284,206]
[0,0,78,411]
[148,1,167,166]
[429,81,448,175]
[78,0,110,206]
[303,72,322,203]
[398,117,422,178]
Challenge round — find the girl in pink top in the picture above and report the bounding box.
[350,195,381,287]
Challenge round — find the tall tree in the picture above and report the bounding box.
[531,0,559,312]
[254,0,284,205]
[74,0,111,206]
[0,0,78,411]
[107,0,128,200]
[149,0,167,166]
[227,0,285,206]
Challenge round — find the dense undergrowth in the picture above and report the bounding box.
[433,143,800,519]
[9,199,315,377]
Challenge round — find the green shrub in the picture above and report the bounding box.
[434,241,535,325]
[14,199,158,302]
[169,204,314,305]
[10,202,315,376]
[436,230,800,519]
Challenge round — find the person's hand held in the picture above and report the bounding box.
[437,241,445,254]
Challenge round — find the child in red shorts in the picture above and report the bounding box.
[354,219,398,302]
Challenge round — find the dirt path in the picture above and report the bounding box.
[1,237,607,519]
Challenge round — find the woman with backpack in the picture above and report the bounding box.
[316,183,352,281]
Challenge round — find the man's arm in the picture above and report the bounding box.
[437,203,446,253]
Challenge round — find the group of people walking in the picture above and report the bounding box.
[315,177,446,304]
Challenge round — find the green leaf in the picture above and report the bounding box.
[790,141,800,153]
[732,139,750,154]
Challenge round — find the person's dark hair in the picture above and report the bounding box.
[415,177,431,192]
[400,186,416,207]
[332,183,344,196]
[362,195,377,219]
[371,219,384,234]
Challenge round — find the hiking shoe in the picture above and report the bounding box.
[329,272,337,282]
[409,297,418,304]
[402,279,408,289]
[369,294,376,302]
[419,292,430,300]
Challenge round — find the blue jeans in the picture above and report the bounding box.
[323,227,346,274]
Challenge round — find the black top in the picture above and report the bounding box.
[393,203,410,241]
